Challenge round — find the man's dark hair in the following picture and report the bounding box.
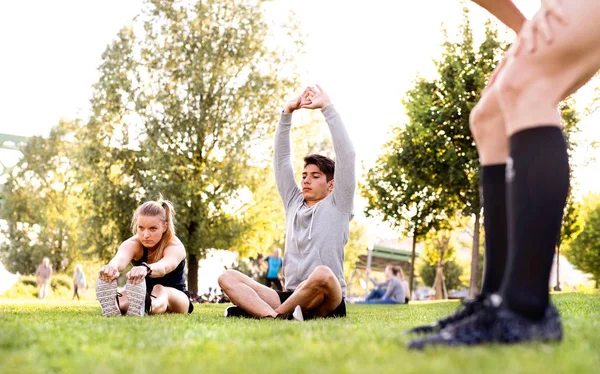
[303,154,335,182]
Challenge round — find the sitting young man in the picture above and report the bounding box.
[218,85,356,320]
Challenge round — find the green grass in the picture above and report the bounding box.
[1,293,599,374]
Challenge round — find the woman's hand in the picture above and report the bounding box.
[126,266,148,285]
[98,264,120,283]
[301,85,331,110]
[515,0,568,56]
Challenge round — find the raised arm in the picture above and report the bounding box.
[303,85,356,214]
[471,0,527,33]
[274,94,310,208]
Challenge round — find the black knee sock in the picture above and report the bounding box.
[501,126,570,319]
[480,164,508,296]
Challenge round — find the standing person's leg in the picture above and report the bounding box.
[265,278,273,289]
[406,88,510,334]
[273,278,283,292]
[409,0,600,349]
[40,280,49,299]
[494,1,600,319]
[218,270,282,318]
[275,266,342,318]
[470,90,510,296]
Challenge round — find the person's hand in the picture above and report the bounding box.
[514,0,568,56]
[301,84,331,110]
[98,264,120,283]
[283,88,312,114]
[126,266,148,285]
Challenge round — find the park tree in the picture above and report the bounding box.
[0,120,84,274]
[420,259,464,294]
[362,10,504,298]
[552,99,582,290]
[343,220,370,280]
[361,119,453,299]
[565,194,600,288]
[80,0,301,292]
[364,10,583,299]
[419,230,457,299]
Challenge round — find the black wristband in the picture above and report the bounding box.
[141,262,152,277]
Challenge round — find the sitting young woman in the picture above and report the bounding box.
[357,265,406,304]
[95,198,193,316]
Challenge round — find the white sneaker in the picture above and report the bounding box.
[125,279,147,317]
[95,279,121,317]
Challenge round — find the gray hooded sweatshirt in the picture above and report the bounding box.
[274,104,356,297]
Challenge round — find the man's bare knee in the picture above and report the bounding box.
[469,90,503,140]
[218,269,241,291]
[308,266,337,290]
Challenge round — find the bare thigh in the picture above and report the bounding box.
[221,270,282,309]
[495,0,600,132]
[160,286,190,314]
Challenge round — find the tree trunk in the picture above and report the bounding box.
[434,246,446,300]
[409,234,417,301]
[468,212,481,298]
[554,245,562,291]
[188,253,199,294]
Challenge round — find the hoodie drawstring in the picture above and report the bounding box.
[291,202,318,241]
[308,204,317,240]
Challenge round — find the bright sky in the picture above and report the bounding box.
[1,0,599,207]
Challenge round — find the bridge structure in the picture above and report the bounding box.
[0,133,28,177]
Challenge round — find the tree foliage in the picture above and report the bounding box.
[1,1,301,292]
[417,229,464,294]
[361,10,506,296]
[420,260,463,292]
[565,195,600,288]
[0,121,84,274]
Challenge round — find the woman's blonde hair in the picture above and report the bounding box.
[130,196,176,264]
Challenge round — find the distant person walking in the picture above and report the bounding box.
[264,249,283,291]
[35,257,53,299]
[73,264,87,301]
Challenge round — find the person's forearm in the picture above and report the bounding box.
[323,105,356,211]
[108,254,130,272]
[471,0,527,33]
[146,261,170,278]
[274,113,300,203]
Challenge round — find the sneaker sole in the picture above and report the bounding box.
[95,279,121,317]
[125,279,146,317]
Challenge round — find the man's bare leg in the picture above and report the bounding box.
[275,266,342,318]
[218,270,281,318]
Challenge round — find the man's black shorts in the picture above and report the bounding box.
[276,290,346,318]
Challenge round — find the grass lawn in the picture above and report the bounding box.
[1,292,599,374]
